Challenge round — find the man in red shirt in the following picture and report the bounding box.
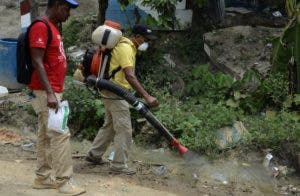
[29,0,85,195]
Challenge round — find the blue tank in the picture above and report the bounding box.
[106,0,147,28]
[0,38,25,90]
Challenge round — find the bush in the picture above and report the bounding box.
[185,64,234,101]
[232,70,289,114]
[63,77,105,140]
[153,94,237,154]
[243,111,300,152]
[62,15,97,49]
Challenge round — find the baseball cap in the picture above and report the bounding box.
[132,24,157,40]
[65,0,79,8]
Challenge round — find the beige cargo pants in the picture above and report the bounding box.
[31,90,73,184]
[89,90,132,169]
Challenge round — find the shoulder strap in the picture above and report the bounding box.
[28,17,53,47]
[102,50,121,80]
[107,39,132,79]
[109,66,121,79]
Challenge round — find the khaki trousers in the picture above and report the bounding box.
[89,90,132,168]
[31,90,73,183]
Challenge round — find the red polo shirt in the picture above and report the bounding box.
[28,17,67,93]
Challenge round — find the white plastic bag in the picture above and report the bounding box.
[48,100,70,134]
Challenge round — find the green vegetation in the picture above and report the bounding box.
[271,0,300,93]
[62,10,300,158]
[62,15,97,49]
[63,78,105,140]
[244,112,300,152]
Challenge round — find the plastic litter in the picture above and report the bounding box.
[263,153,273,168]
[108,151,115,161]
[0,86,8,98]
[153,165,167,176]
[212,173,228,185]
[21,142,35,152]
[272,11,282,17]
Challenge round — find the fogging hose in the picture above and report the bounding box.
[86,76,188,155]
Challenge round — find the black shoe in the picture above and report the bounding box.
[85,153,108,165]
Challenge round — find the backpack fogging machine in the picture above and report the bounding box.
[74,20,188,155]
[86,75,188,155]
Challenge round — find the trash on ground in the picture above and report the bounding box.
[242,162,251,167]
[153,165,167,176]
[211,173,229,185]
[0,86,8,98]
[272,11,282,17]
[263,153,273,168]
[21,142,35,152]
[108,151,115,161]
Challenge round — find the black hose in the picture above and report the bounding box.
[86,76,176,142]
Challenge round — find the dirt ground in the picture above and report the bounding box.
[204,25,282,80]
[1,1,300,196]
[1,90,300,196]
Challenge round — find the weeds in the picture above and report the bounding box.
[63,77,104,139]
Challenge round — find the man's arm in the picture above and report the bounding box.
[30,48,58,110]
[123,67,158,108]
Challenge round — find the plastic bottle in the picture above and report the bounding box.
[263,153,273,168]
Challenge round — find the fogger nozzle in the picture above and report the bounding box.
[171,139,188,155]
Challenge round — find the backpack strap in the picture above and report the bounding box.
[109,66,121,79]
[106,39,132,79]
[28,17,53,47]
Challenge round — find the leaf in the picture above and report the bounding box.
[283,95,293,108]
[295,20,300,92]
[291,111,300,121]
[233,91,241,100]
[265,110,277,119]
[226,99,239,108]
[271,37,292,73]
[293,94,300,105]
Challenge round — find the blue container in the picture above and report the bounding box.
[0,38,25,89]
[106,0,147,28]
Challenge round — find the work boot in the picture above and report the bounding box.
[58,179,86,195]
[32,177,57,189]
[109,166,136,175]
[85,152,108,165]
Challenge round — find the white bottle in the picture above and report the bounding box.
[263,153,273,168]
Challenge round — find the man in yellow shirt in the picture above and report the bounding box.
[86,24,159,175]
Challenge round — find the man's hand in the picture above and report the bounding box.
[31,48,59,112]
[47,92,58,112]
[145,95,158,108]
[124,67,159,108]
